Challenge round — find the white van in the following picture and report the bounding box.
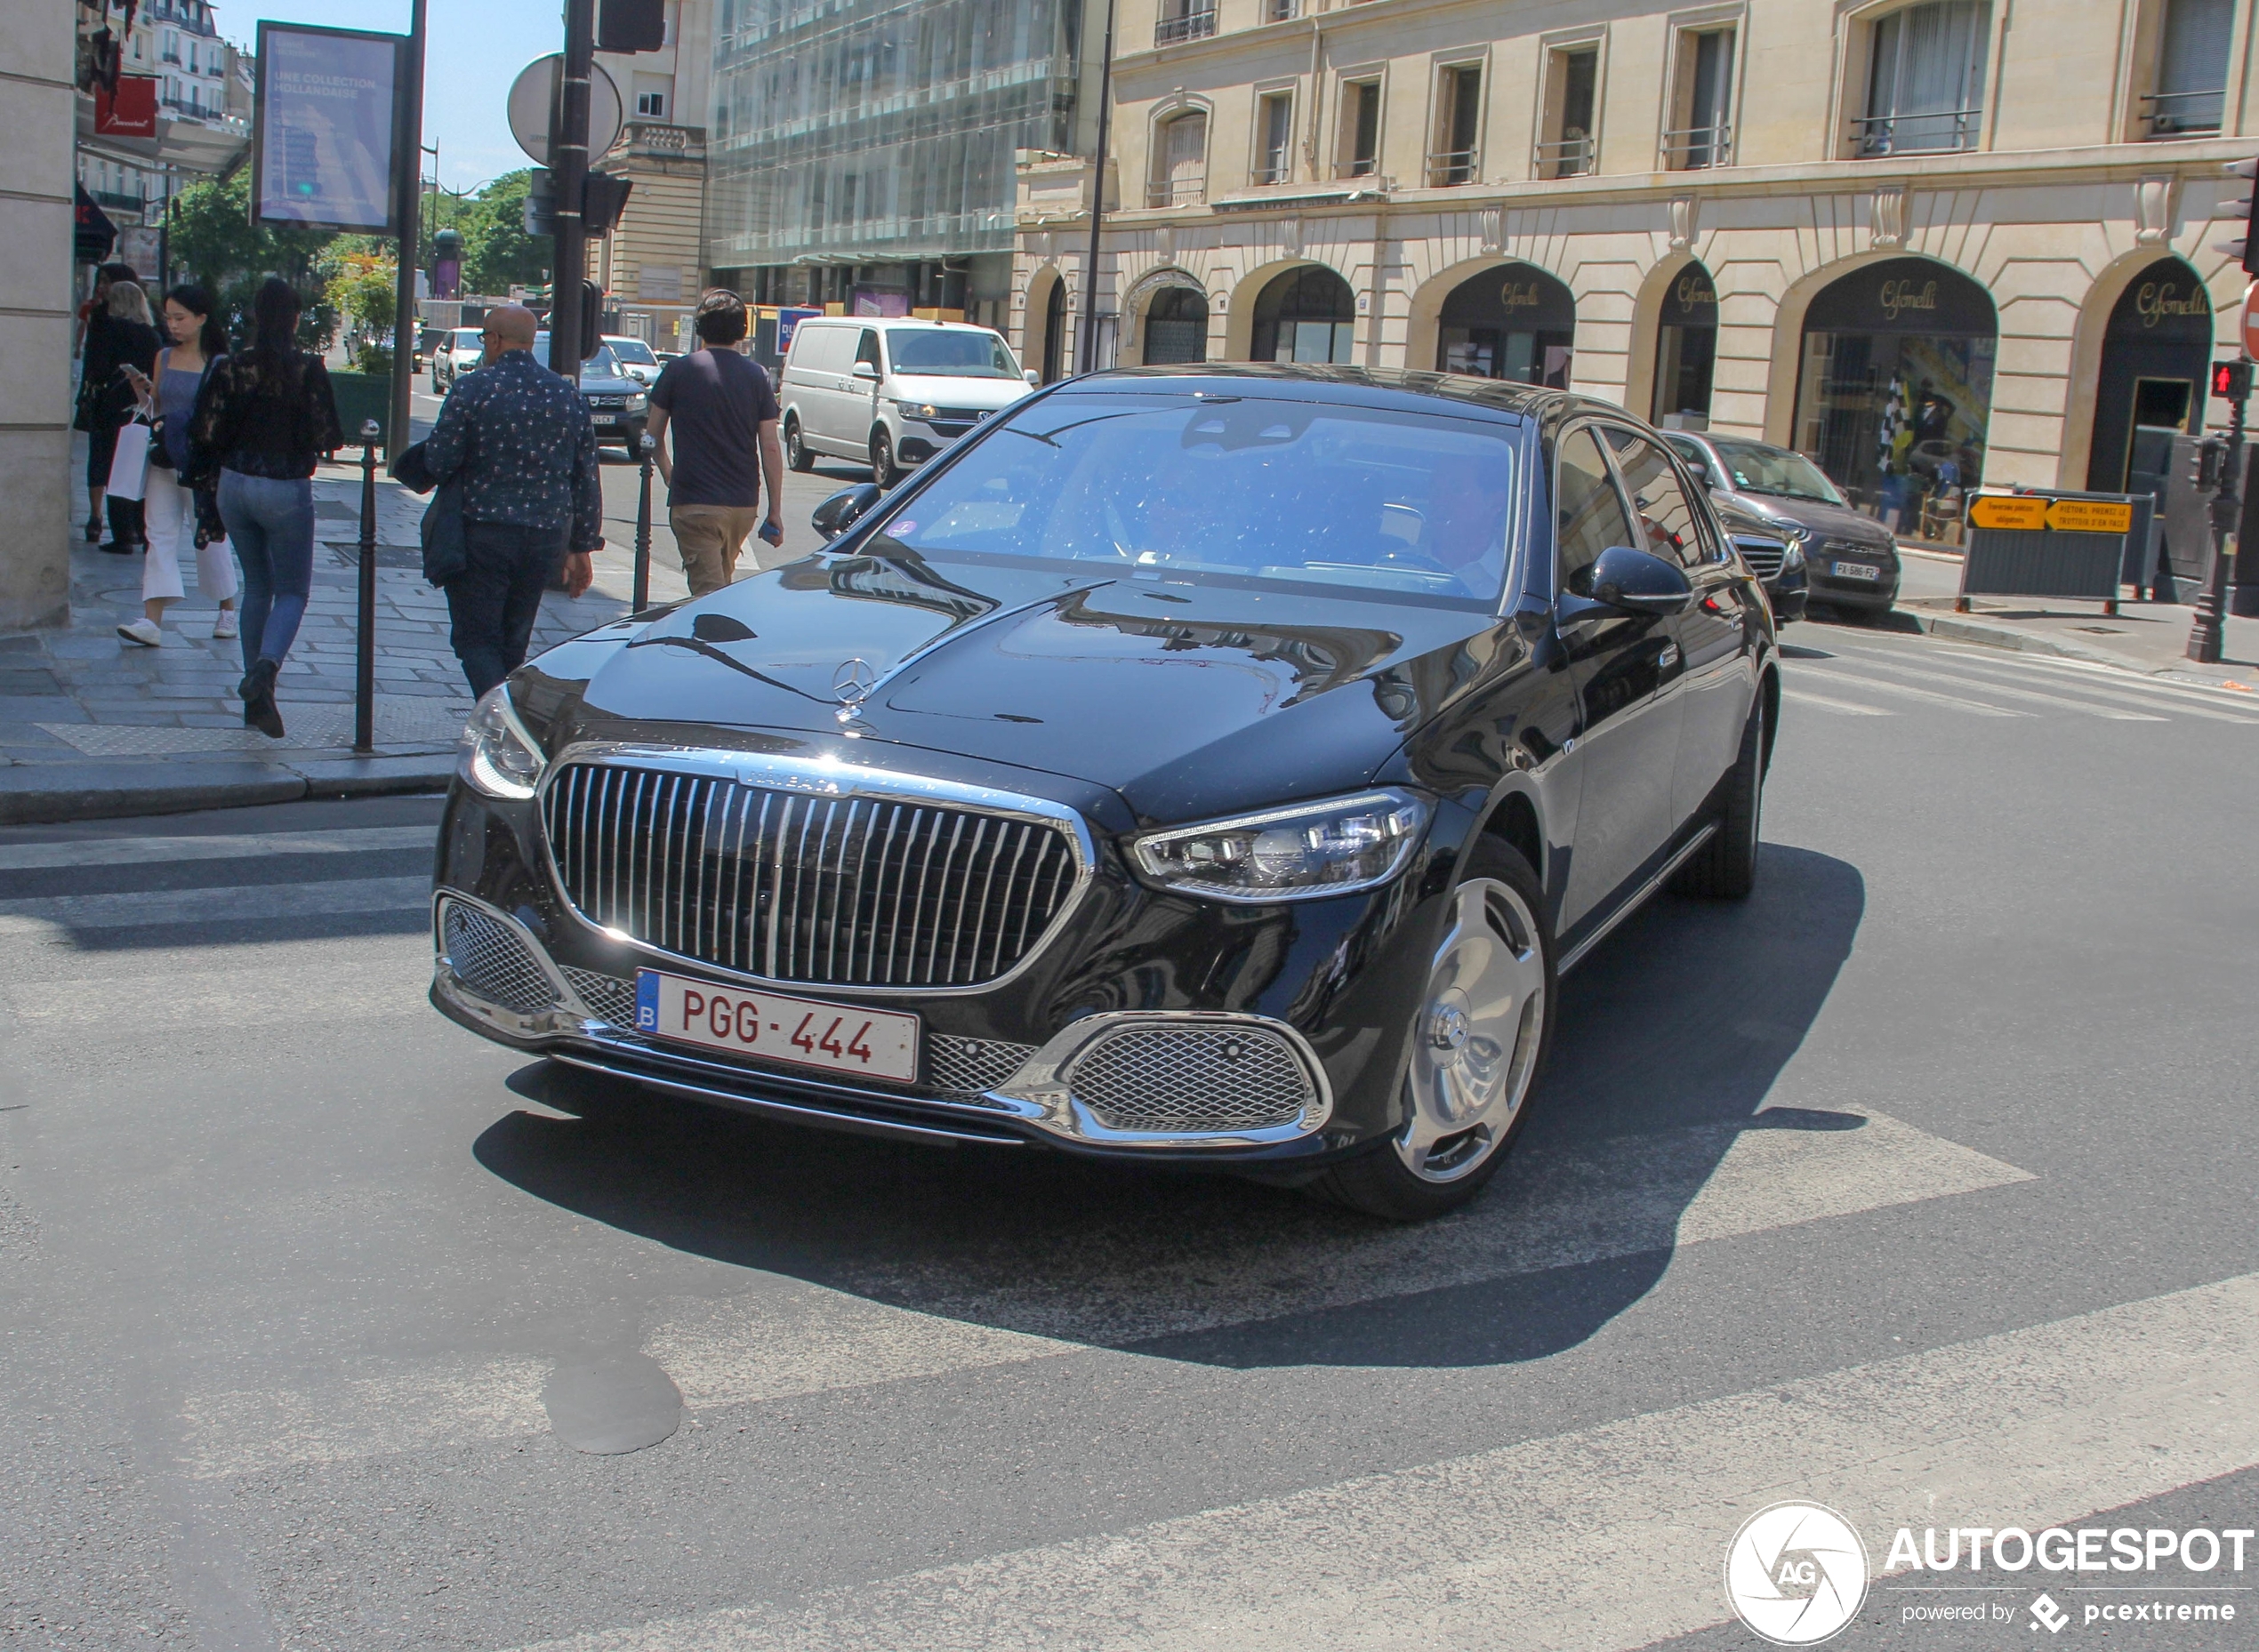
[780,317,1036,486]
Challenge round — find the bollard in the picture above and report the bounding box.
[355,419,381,754]
[633,429,655,613]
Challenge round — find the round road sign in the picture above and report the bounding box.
[507,56,624,169]
[2242,280,2258,363]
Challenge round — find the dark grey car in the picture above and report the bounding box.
[1660,431,1901,615]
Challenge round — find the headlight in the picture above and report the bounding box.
[1130,788,1431,902]
[625,391,647,411]
[1781,541,1806,572]
[894,399,939,421]
[457,685,546,800]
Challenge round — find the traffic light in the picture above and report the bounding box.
[578,278,605,361]
[2192,437,2228,490]
[2217,157,2258,277]
[582,171,634,235]
[2215,360,2255,402]
[598,0,664,52]
[523,169,557,237]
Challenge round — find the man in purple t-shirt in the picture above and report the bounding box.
[645,289,785,597]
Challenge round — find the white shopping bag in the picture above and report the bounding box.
[106,420,152,502]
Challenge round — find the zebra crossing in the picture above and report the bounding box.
[1781,633,2259,726]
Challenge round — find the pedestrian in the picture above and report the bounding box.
[83,273,162,554]
[73,261,138,540]
[422,305,601,698]
[189,276,343,739]
[644,288,785,597]
[114,283,240,647]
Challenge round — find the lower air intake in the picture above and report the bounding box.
[1067,1026,1317,1135]
[441,901,559,1014]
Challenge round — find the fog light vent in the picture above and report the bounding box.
[927,1035,1039,1096]
[561,967,638,1028]
[440,900,559,1014]
[1067,1026,1315,1135]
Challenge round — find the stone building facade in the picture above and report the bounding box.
[1012,0,2251,513]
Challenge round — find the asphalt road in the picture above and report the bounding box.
[3,618,2256,1651]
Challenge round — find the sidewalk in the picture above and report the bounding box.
[0,447,662,823]
[1884,547,2259,689]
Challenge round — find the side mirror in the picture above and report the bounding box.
[1589,545,1693,614]
[812,483,883,541]
[1024,369,1041,385]
[851,361,879,381]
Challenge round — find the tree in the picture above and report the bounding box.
[165,171,340,350]
[454,171,552,297]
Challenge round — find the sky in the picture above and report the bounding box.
[219,0,567,192]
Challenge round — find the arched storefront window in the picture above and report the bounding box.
[1792,257,1996,531]
[1251,266,1355,364]
[2086,258,2210,494]
[1436,262,1575,386]
[1143,285,1210,365]
[1041,279,1068,382]
[1652,261,1717,425]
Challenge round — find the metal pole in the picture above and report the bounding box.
[355,421,382,753]
[549,0,595,376]
[389,0,428,460]
[2188,389,2247,664]
[1078,0,1115,375]
[633,430,655,611]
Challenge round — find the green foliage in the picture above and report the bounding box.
[334,258,398,333]
[450,171,553,296]
[165,171,340,351]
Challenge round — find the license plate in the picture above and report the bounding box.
[1832,560,1881,581]
[634,969,918,1083]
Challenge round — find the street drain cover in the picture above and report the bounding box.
[543,1352,681,1455]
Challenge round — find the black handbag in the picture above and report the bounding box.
[390,437,469,586]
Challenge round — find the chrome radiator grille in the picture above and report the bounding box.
[1736,541,1785,580]
[542,763,1081,989]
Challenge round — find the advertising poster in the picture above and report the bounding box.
[252,22,403,235]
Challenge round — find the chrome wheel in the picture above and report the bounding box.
[1395,877,1548,1183]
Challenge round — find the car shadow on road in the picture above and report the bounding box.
[472,842,1865,1371]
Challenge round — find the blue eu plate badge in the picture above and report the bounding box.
[634,970,661,1032]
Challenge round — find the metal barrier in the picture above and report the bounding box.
[1958,488,2144,615]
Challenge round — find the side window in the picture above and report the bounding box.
[1606,430,1711,567]
[856,329,882,372]
[1554,427,1638,599]
[1660,433,1711,484]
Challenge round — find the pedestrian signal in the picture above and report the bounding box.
[523,170,557,238]
[2218,158,2258,277]
[2213,360,2253,402]
[599,0,665,52]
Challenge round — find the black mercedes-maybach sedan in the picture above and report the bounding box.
[430,365,1781,1221]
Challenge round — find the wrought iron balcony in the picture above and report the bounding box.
[2142,88,2224,137]
[1660,122,1732,170]
[1533,134,1594,180]
[1155,5,1217,45]
[1425,147,1478,187]
[1851,108,1981,156]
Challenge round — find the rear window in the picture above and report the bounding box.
[872,393,1520,609]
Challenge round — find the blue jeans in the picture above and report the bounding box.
[217,470,315,674]
[447,520,564,698]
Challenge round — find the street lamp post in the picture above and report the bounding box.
[1078,0,1115,375]
[387,0,428,457]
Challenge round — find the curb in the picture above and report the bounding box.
[0,753,454,826]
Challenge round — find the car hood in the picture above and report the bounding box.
[577,373,644,395]
[886,374,1032,410]
[1716,489,1896,550]
[549,552,1507,824]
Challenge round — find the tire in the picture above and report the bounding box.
[1670,691,1766,900]
[784,416,815,472]
[871,428,900,489]
[1312,838,1556,1223]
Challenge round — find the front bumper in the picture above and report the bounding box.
[430,760,1449,1167]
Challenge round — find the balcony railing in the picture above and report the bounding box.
[1660,122,1732,170]
[1851,108,1981,156]
[1533,134,1595,179]
[1425,148,1478,187]
[1252,156,1292,186]
[1333,156,1379,180]
[1154,5,1217,45]
[1146,172,1207,208]
[1264,0,1300,18]
[2142,88,2224,137]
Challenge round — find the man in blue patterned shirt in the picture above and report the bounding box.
[425,306,603,695]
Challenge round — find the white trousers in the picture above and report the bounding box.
[141,465,240,606]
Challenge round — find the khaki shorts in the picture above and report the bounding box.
[670,503,782,597]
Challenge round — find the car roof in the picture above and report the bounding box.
[802,317,1001,334]
[1047,363,1639,431]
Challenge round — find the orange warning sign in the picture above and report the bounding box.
[2044,498,2134,534]
[1967,494,2046,531]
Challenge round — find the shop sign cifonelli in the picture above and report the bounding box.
[1676,271,1716,310]
[1878,277,1938,321]
[1499,279,1548,310]
[2135,280,2205,328]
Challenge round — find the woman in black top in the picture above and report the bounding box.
[189,277,343,739]
[83,278,163,554]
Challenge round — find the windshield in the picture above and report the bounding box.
[607,338,656,364]
[1710,440,1847,505]
[887,329,1019,380]
[454,331,479,350]
[529,337,625,381]
[872,393,1518,607]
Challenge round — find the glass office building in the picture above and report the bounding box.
[707,0,1099,325]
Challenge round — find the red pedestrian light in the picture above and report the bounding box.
[2214,360,2254,401]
